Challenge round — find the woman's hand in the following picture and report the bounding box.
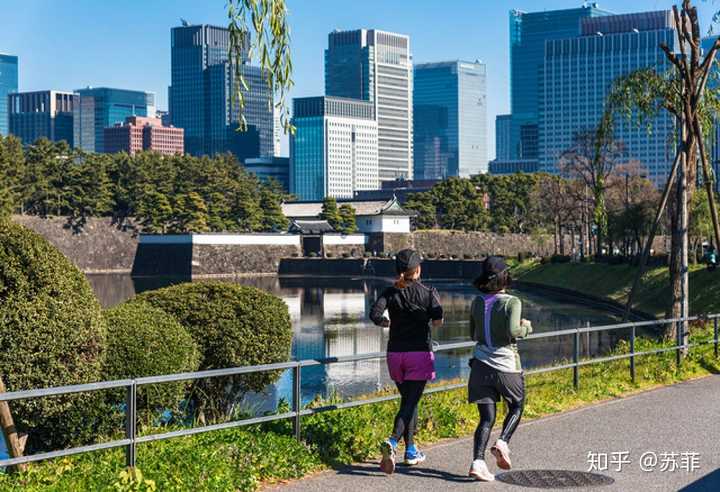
[521,318,533,334]
[380,318,390,328]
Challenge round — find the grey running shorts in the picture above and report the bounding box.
[467,358,525,405]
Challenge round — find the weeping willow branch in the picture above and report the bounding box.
[227,0,295,135]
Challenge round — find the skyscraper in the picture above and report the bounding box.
[539,10,678,185]
[325,29,413,182]
[413,60,487,179]
[495,114,512,162]
[504,5,611,161]
[0,54,18,136]
[73,87,154,153]
[9,90,76,145]
[169,24,273,159]
[290,96,378,201]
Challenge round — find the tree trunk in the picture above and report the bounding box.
[669,161,682,325]
[0,378,28,473]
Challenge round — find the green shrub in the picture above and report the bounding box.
[132,282,292,417]
[103,301,201,418]
[0,220,108,452]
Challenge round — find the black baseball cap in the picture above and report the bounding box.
[474,256,509,287]
[396,248,421,274]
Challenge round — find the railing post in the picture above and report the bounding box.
[676,320,682,369]
[125,382,137,469]
[630,325,636,384]
[573,326,581,390]
[292,362,302,441]
[714,317,719,358]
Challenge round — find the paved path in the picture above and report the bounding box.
[270,376,720,492]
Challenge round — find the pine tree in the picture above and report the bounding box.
[0,135,25,217]
[260,187,289,232]
[136,187,174,233]
[319,197,342,231]
[174,192,210,233]
[337,204,357,234]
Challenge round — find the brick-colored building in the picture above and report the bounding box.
[104,116,184,155]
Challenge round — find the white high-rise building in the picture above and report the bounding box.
[273,108,282,157]
[325,29,413,182]
[290,96,379,201]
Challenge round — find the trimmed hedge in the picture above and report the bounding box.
[0,220,108,452]
[132,282,292,417]
[103,301,200,418]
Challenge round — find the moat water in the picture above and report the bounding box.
[91,274,624,407]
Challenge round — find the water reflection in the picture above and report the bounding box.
[84,274,625,409]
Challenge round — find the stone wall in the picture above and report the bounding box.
[323,244,365,258]
[192,244,300,276]
[411,231,559,258]
[13,215,138,273]
[367,232,413,255]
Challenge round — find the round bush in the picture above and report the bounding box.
[0,220,107,452]
[103,301,200,416]
[132,282,292,416]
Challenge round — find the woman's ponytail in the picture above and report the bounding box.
[394,266,420,289]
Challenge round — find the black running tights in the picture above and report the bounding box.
[391,380,427,446]
[473,399,524,460]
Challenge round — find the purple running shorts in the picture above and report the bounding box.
[386,351,436,383]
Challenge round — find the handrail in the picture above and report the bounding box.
[1,314,718,471]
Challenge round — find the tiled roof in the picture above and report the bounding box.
[289,219,335,234]
[282,198,412,218]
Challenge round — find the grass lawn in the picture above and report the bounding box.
[516,261,720,317]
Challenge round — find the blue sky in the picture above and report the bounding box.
[1,0,718,158]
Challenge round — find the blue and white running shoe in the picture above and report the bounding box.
[404,448,426,466]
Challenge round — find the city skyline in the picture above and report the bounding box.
[3,0,714,159]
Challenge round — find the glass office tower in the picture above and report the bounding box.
[539,11,678,185]
[9,90,77,146]
[325,29,413,182]
[413,60,487,179]
[495,114,512,161]
[504,5,611,160]
[170,24,273,159]
[0,54,18,136]
[290,96,378,201]
[73,87,153,153]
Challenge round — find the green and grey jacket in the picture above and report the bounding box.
[469,292,532,373]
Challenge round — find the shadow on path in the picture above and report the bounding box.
[333,463,473,484]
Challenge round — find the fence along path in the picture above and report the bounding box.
[1,314,719,471]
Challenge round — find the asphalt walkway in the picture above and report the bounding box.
[270,376,720,492]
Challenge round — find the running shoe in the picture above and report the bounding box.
[379,439,396,474]
[491,439,512,470]
[404,448,426,466]
[468,459,495,481]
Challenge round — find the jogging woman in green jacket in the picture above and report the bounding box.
[467,256,532,482]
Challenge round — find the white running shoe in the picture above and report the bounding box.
[468,459,495,481]
[380,440,396,474]
[491,439,512,470]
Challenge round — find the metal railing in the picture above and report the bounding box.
[1,314,719,470]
